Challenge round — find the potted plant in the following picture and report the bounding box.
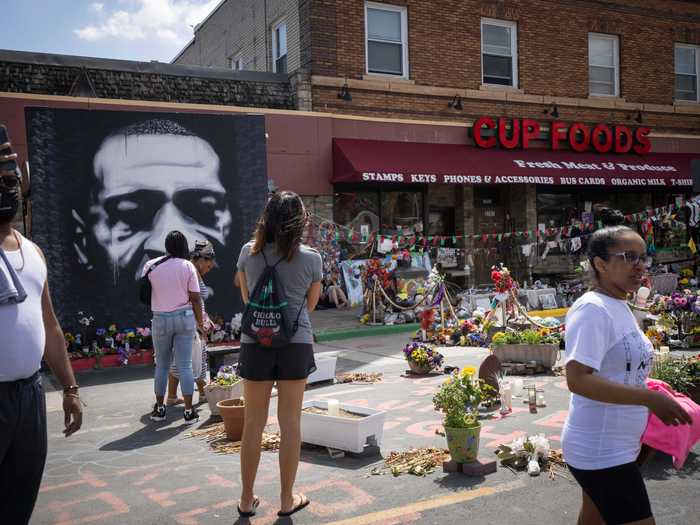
[402,342,444,375]
[489,329,561,368]
[217,397,245,440]
[650,356,700,404]
[205,365,243,416]
[433,367,490,463]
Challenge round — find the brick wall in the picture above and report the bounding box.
[309,0,700,132]
[0,51,294,109]
[174,0,302,74]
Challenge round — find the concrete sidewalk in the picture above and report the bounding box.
[311,306,418,341]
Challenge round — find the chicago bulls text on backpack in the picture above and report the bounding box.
[241,252,305,348]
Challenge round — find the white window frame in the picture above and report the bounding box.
[480,18,518,89]
[364,1,409,80]
[675,43,700,103]
[271,20,287,73]
[588,32,620,97]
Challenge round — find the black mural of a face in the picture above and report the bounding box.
[26,110,268,329]
[78,126,232,283]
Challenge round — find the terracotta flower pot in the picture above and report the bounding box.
[445,424,481,463]
[217,398,245,441]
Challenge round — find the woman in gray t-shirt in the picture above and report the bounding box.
[235,191,321,518]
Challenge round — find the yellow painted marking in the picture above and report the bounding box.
[528,307,569,318]
[321,479,526,525]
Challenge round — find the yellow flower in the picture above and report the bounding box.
[443,377,452,385]
[460,366,477,379]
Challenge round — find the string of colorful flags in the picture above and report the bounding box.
[310,202,686,248]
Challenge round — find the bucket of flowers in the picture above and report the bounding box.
[205,365,243,416]
[403,342,444,375]
[433,367,490,463]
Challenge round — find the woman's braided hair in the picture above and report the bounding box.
[251,191,308,261]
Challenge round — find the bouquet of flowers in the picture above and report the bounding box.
[496,434,552,476]
[490,264,515,294]
[490,328,562,347]
[433,367,493,428]
[211,365,241,387]
[402,342,444,371]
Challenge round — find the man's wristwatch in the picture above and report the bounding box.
[63,385,80,395]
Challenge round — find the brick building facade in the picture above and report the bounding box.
[309,0,700,132]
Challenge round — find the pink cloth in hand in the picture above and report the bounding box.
[641,379,700,469]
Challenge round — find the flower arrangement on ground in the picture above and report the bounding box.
[210,365,241,388]
[433,367,493,462]
[650,356,699,394]
[403,342,444,372]
[65,324,154,360]
[205,365,243,416]
[496,434,554,476]
[490,328,562,347]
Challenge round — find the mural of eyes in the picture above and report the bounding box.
[103,190,167,233]
[173,189,228,229]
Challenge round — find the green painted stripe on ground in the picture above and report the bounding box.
[315,322,420,342]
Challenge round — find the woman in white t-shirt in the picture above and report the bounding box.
[563,224,691,525]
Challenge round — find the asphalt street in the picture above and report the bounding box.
[33,334,700,525]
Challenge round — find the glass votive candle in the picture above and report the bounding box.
[327,399,340,417]
[536,389,546,407]
[513,378,524,396]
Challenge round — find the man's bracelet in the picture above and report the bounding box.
[63,385,80,394]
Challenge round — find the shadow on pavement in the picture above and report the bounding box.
[44,364,155,391]
[99,413,194,451]
[300,443,383,470]
[642,451,700,481]
[433,472,489,491]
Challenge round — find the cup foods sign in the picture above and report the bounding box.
[472,117,651,155]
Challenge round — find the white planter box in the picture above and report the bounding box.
[300,400,386,453]
[205,380,244,416]
[307,354,337,384]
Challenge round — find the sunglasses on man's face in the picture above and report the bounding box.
[609,251,653,267]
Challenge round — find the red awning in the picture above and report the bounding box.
[333,138,697,188]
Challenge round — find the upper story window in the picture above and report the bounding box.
[272,21,287,73]
[588,33,619,97]
[365,2,409,78]
[481,18,518,88]
[675,44,699,102]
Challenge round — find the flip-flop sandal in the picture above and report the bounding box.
[237,496,260,518]
[166,397,184,406]
[277,494,310,517]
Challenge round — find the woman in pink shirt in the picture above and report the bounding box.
[143,230,204,425]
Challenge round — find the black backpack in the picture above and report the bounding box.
[139,256,171,306]
[241,252,304,348]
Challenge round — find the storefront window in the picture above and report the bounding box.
[381,191,423,236]
[428,206,455,236]
[333,192,380,242]
[536,189,689,253]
